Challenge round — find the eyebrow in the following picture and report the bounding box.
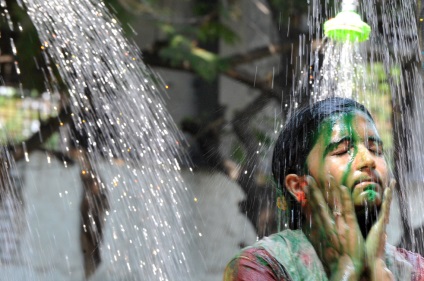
[324,136,351,156]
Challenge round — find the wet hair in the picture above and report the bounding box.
[272,97,374,229]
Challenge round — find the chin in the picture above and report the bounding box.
[352,185,383,207]
[355,204,381,238]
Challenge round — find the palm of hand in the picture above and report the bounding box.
[305,176,394,280]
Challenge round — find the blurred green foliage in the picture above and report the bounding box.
[0,0,399,159]
[154,0,238,81]
[158,26,230,81]
[0,86,58,144]
[360,62,400,168]
[231,143,245,165]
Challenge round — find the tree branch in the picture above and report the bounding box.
[224,43,292,66]
[142,43,286,94]
[116,0,219,25]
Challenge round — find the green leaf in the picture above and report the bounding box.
[232,144,245,164]
[159,34,230,81]
[378,82,390,93]
[159,23,177,36]
[253,130,272,147]
[197,22,239,44]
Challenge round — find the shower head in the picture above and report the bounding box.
[323,10,371,42]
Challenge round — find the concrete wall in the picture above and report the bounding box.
[1,152,256,281]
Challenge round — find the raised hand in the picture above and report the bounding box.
[305,175,365,281]
[365,180,395,281]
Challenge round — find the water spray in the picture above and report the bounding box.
[323,0,371,42]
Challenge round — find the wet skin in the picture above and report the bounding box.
[306,110,388,211]
[298,110,394,280]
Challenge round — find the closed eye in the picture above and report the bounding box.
[332,140,352,156]
[367,140,383,156]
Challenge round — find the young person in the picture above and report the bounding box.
[224,97,424,280]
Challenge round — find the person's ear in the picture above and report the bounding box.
[285,174,307,205]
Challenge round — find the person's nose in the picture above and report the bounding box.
[355,144,376,171]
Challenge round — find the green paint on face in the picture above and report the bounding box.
[339,113,357,187]
[312,113,358,187]
[367,190,377,201]
[302,117,333,178]
[363,183,377,201]
[306,110,383,196]
[313,118,337,188]
[309,112,362,189]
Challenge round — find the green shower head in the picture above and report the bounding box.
[324,10,371,42]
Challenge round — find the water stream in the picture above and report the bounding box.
[0,0,423,279]
[308,0,424,251]
[1,0,201,280]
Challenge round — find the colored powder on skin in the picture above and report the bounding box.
[365,184,377,201]
[340,113,357,187]
[367,190,377,201]
[306,111,378,201]
[315,117,337,188]
[315,112,358,187]
[324,113,379,203]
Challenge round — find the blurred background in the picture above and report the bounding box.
[1,0,424,280]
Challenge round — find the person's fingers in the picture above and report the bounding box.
[375,187,392,257]
[336,182,364,254]
[306,176,339,244]
[389,179,396,190]
[323,175,356,220]
[306,176,333,226]
[382,180,395,224]
[338,182,357,225]
[376,182,393,229]
[306,175,318,190]
[376,180,394,222]
[327,175,343,214]
[366,181,394,260]
[326,176,348,242]
[309,207,326,238]
[305,176,318,207]
[306,181,333,230]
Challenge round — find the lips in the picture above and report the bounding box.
[354,181,380,193]
[351,175,383,205]
[353,175,382,192]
